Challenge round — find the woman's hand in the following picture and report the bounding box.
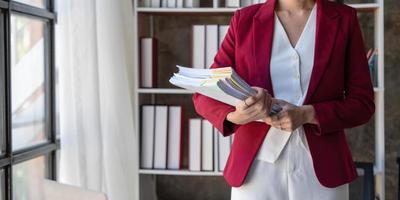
[264,99,318,132]
[226,87,272,125]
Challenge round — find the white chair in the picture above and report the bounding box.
[43,179,108,200]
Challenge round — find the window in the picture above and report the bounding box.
[0,0,57,199]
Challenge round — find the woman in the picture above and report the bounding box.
[192,0,375,199]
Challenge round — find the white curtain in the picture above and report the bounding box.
[56,0,138,200]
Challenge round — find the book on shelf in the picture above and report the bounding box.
[213,127,219,171]
[140,108,234,172]
[202,119,214,171]
[142,0,186,7]
[206,25,219,69]
[184,0,200,8]
[167,106,184,169]
[141,105,184,170]
[151,0,161,7]
[140,37,157,88]
[161,0,167,7]
[192,25,206,69]
[141,0,151,7]
[167,0,176,7]
[169,65,282,115]
[226,0,240,7]
[177,0,183,7]
[192,24,230,69]
[189,118,202,171]
[218,25,229,47]
[154,106,169,169]
[367,48,378,87]
[240,0,253,7]
[140,105,156,169]
[216,128,232,171]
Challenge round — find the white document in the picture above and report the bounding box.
[154,106,168,169]
[167,106,182,169]
[189,118,202,171]
[140,106,155,169]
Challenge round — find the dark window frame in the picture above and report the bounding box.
[0,0,58,199]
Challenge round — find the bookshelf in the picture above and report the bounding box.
[132,0,385,199]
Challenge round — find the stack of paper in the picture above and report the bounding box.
[169,65,282,115]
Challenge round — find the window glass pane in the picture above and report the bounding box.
[11,15,47,150]
[0,12,5,154]
[0,84,4,154]
[0,169,5,200]
[13,0,46,9]
[0,73,4,154]
[13,156,47,200]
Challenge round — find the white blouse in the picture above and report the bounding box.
[243,3,350,199]
[255,3,316,163]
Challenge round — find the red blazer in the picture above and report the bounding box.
[192,0,375,188]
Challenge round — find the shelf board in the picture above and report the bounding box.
[350,3,380,11]
[141,168,382,176]
[139,87,382,94]
[138,88,194,94]
[139,169,223,176]
[374,87,384,92]
[356,166,384,176]
[136,7,237,14]
[135,3,379,14]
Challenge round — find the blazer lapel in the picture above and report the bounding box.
[253,0,276,97]
[303,0,340,104]
[252,0,340,103]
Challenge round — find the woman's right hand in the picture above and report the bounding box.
[226,87,272,125]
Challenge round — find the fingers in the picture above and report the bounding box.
[268,111,293,131]
[239,89,268,110]
[234,87,275,122]
[236,96,257,111]
[264,116,272,125]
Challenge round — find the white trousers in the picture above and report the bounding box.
[231,128,349,200]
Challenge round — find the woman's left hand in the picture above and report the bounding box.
[264,99,317,132]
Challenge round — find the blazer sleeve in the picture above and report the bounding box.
[309,9,375,136]
[192,10,241,137]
